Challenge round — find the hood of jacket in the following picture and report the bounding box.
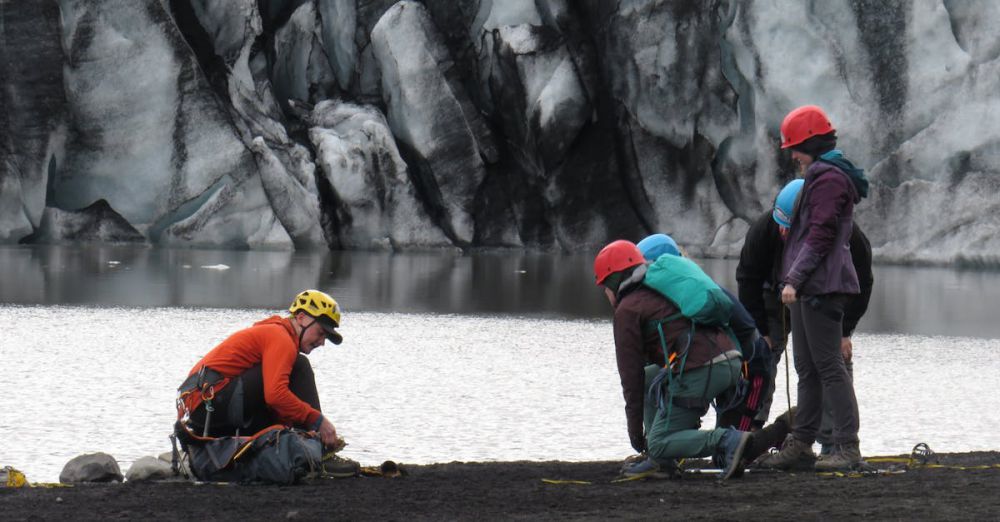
[616,263,648,301]
[254,315,297,339]
[817,149,868,201]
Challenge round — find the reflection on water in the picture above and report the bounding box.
[0,245,605,319]
[2,245,1000,337]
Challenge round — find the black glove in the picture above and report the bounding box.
[630,432,647,454]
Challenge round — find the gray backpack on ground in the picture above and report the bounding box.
[176,423,323,485]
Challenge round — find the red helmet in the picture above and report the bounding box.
[780,105,835,149]
[593,240,645,286]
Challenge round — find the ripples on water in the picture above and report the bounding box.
[2,305,998,482]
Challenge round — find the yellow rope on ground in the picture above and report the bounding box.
[609,472,662,483]
[865,457,912,463]
[819,444,1000,476]
[1,467,73,489]
[2,466,27,488]
[541,479,592,485]
[911,463,1000,471]
[817,463,1000,477]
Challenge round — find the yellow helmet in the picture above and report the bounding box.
[289,289,342,344]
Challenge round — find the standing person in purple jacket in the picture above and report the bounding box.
[755,105,870,472]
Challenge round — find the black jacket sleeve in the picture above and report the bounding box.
[736,213,782,338]
[843,224,874,337]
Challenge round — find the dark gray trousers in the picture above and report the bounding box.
[789,294,860,445]
[817,360,854,446]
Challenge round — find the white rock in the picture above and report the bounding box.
[59,452,123,483]
[125,456,175,482]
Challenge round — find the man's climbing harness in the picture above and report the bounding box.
[173,366,327,485]
[175,365,228,437]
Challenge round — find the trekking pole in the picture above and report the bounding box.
[169,434,180,476]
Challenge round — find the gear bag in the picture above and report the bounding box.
[174,422,323,485]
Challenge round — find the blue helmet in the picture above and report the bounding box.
[772,179,805,228]
[637,233,681,261]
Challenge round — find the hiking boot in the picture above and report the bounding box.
[752,436,816,471]
[819,443,834,456]
[717,428,753,480]
[814,442,863,472]
[743,407,796,463]
[620,453,648,468]
[620,457,679,480]
[321,453,360,478]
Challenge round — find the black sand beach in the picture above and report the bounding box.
[3,452,998,520]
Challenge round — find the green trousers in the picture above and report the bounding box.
[642,358,742,462]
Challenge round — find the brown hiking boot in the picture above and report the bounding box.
[744,407,796,462]
[321,453,360,478]
[814,442,863,472]
[752,436,816,471]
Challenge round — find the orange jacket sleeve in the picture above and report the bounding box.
[259,326,322,428]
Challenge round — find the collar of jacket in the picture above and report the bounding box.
[616,263,648,299]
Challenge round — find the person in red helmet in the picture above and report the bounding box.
[736,179,874,457]
[755,106,870,472]
[594,240,752,480]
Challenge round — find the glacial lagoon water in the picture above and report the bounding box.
[1,245,999,482]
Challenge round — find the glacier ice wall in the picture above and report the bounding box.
[0,1,65,242]
[1,0,998,264]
